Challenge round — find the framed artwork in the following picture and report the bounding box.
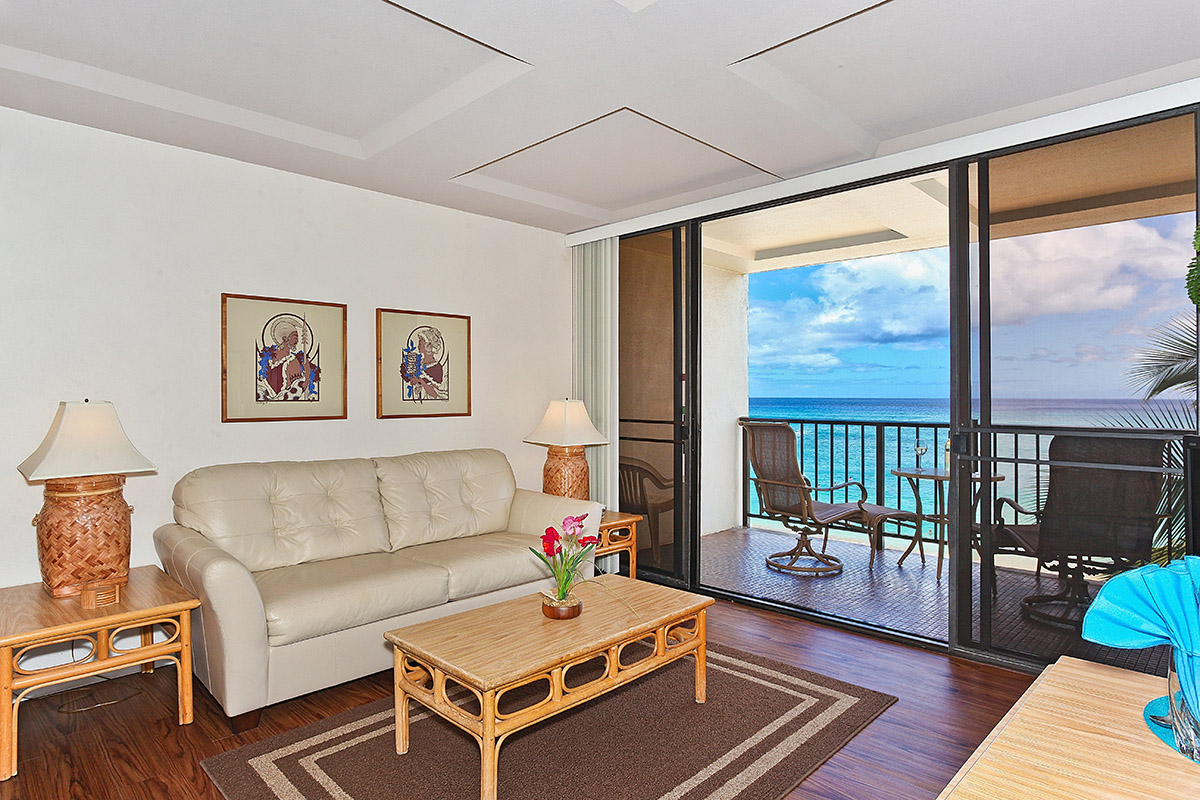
[377,308,471,418]
[221,293,347,422]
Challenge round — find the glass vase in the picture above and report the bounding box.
[1169,649,1200,762]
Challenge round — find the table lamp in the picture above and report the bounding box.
[17,400,156,608]
[523,399,607,500]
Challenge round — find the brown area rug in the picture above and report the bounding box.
[202,643,895,800]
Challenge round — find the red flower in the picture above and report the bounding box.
[541,527,562,557]
[578,536,599,547]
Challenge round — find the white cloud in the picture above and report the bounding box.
[989,217,1191,326]
[748,249,950,372]
[996,342,1130,367]
[748,214,1193,394]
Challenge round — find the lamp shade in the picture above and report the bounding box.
[523,399,607,447]
[18,401,156,481]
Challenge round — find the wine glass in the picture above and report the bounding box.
[914,440,928,470]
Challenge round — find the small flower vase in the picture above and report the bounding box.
[1169,648,1200,762]
[542,594,582,619]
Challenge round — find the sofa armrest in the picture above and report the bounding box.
[153,523,269,718]
[508,489,604,540]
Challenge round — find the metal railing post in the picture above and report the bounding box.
[741,423,749,528]
[874,423,886,508]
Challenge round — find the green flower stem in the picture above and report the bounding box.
[529,543,598,601]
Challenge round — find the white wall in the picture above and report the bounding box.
[0,107,572,591]
[700,264,748,534]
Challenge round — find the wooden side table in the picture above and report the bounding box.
[595,510,641,578]
[938,655,1200,798]
[0,564,200,780]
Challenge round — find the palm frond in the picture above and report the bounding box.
[1127,314,1198,400]
[1098,398,1196,431]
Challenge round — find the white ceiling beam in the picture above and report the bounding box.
[360,57,532,158]
[451,172,612,223]
[0,44,364,158]
[727,59,879,159]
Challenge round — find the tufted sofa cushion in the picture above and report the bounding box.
[373,449,517,551]
[172,458,390,572]
[397,532,550,601]
[253,551,450,646]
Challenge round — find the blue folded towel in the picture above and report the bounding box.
[1081,557,1200,716]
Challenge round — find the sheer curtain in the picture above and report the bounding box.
[572,238,619,509]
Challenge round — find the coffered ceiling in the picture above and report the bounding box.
[2,0,1198,234]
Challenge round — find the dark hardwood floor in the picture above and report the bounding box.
[0,600,1034,800]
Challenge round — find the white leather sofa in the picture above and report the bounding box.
[153,448,601,730]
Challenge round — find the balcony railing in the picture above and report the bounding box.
[739,415,1189,557]
[739,416,948,543]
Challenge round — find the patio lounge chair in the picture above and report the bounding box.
[618,457,673,565]
[991,434,1166,628]
[741,421,915,576]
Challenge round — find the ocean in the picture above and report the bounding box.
[747,396,1195,429]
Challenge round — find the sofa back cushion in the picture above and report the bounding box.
[373,449,516,550]
[173,458,390,572]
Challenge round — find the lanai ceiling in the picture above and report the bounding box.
[2,0,1198,234]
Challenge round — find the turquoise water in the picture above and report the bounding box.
[744,397,1192,522]
[747,396,1194,428]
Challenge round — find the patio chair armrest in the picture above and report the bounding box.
[995,495,1038,524]
[750,476,804,490]
[646,473,675,490]
[812,480,867,501]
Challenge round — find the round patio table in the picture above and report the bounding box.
[889,467,1004,582]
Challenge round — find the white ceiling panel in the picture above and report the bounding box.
[748,0,1200,144]
[0,0,510,139]
[461,109,778,216]
[0,0,1198,233]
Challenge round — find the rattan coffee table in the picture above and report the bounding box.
[384,574,713,800]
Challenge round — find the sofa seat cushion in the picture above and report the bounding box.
[173,458,390,572]
[373,449,517,550]
[398,532,550,601]
[254,552,449,646]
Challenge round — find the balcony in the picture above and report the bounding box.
[694,414,1183,674]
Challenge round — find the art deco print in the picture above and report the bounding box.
[256,313,321,402]
[400,325,449,402]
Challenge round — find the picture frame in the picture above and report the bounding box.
[377,308,471,419]
[221,293,347,422]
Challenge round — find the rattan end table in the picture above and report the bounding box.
[0,565,199,780]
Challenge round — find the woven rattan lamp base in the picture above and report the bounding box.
[541,445,590,500]
[33,474,131,608]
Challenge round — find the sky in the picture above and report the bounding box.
[747,211,1195,399]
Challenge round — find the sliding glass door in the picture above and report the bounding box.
[695,170,953,641]
[611,106,1199,671]
[617,227,696,585]
[952,113,1198,672]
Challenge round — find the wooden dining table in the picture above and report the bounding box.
[889,467,1004,581]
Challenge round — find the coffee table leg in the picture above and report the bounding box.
[395,689,409,755]
[394,648,409,755]
[480,735,499,800]
[695,610,707,704]
[480,690,498,800]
